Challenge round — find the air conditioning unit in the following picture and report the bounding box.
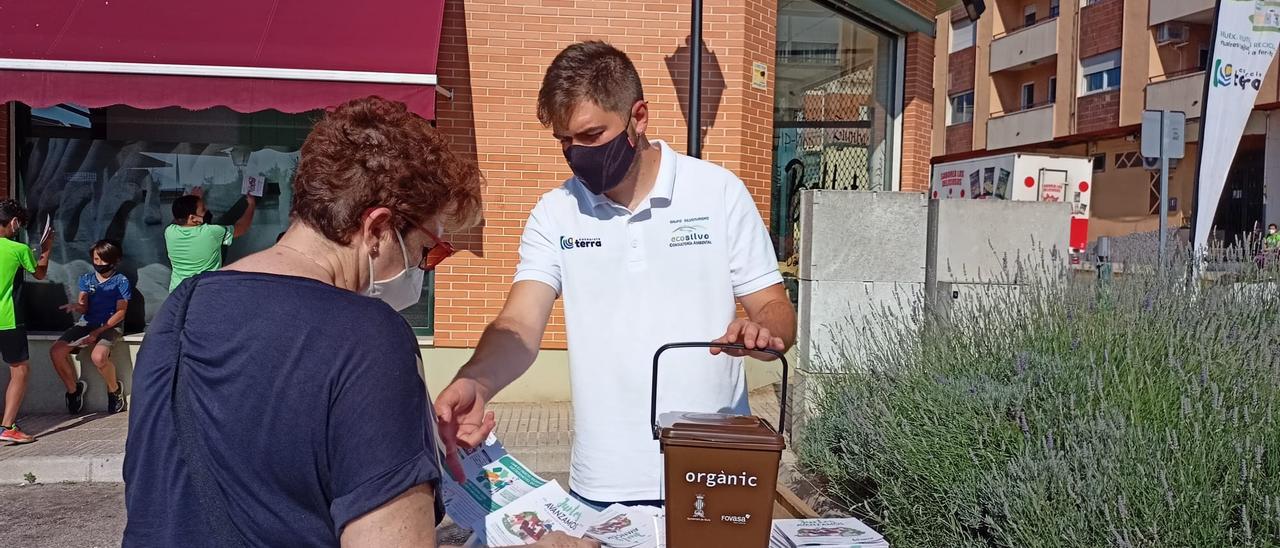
[1156,23,1190,45]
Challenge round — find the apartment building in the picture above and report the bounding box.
[933,0,1280,242]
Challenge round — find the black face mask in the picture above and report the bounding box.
[94,263,115,275]
[564,126,638,195]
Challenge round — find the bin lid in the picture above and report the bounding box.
[657,412,785,451]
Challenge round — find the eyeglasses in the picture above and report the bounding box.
[420,229,455,272]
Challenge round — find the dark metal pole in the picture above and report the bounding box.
[689,0,703,158]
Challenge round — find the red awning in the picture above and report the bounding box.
[0,0,444,117]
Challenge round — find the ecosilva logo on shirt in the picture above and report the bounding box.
[669,217,713,248]
[560,236,603,250]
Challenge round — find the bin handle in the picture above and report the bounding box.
[650,342,789,440]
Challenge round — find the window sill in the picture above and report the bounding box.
[1078,88,1120,98]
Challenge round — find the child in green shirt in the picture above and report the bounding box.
[0,200,53,444]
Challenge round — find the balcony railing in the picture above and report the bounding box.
[777,45,840,66]
[987,104,1055,150]
[990,99,1056,118]
[990,17,1059,73]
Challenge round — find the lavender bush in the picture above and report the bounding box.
[798,252,1280,547]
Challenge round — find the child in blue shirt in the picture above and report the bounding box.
[51,240,131,414]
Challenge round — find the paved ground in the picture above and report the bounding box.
[0,387,785,545]
[0,482,125,548]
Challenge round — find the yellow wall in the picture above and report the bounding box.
[991,63,1058,114]
[1118,0,1152,126]
[1150,25,1212,78]
[934,13,954,156]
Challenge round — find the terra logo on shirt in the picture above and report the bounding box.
[560,236,603,250]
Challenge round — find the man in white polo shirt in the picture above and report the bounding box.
[436,41,796,508]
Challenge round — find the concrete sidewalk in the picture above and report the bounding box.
[0,386,785,485]
[0,413,127,484]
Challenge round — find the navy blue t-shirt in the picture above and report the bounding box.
[79,272,131,327]
[123,271,443,547]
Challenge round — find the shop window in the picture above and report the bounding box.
[772,0,896,267]
[949,92,976,125]
[14,103,439,336]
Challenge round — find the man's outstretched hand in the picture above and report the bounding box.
[434,377,496,482]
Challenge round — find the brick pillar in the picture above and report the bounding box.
[900,32,935,193]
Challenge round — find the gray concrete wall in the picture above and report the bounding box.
[797,191,929,368]
[793,191,929,435]
[792,191,1071,438]
[933,198,1072,285]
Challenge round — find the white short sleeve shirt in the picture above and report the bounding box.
[514,140,784,501]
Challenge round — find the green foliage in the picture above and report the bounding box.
[799,259,1280,547]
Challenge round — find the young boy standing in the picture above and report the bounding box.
[165,187,256,291]
[0,200,52,444]
[51,240,131,414]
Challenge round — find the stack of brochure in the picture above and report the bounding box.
[770,517,889,548]
[444,437,885,547]
[444,436,661,547]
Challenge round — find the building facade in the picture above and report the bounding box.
[0,0,937,406]
[933,0,1280,243]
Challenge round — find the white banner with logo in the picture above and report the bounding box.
[1194,0,1280,252]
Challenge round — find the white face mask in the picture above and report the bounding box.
[364,231,424,311]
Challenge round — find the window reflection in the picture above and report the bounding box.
[15,104,437,335]
[772,0,896,269]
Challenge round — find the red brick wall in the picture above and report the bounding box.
[948,47,976,95]
[0,103,8,200]
[1076,90,1121,133]
[899,0,934,17]
[432,0,776,348]
[901,32,935,192]
[946,122,973,155]
[1079,0,1124,59]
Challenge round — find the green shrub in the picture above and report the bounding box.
[798,257,1280,547]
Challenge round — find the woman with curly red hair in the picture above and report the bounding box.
[119,97,581,547]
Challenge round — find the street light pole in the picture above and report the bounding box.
[689,0,703,158]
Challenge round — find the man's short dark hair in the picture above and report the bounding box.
[172,195,201,222]
[0,199,29,227]
[537,41,644,129]
[91,240,123,265]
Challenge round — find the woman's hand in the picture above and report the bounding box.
[434,377,496,482]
